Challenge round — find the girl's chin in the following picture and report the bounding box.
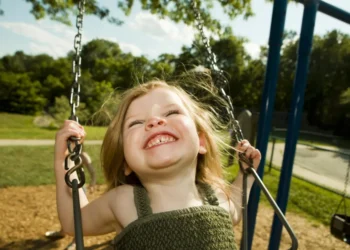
[148,159,177,169]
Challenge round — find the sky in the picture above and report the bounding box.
[0,0,349,60]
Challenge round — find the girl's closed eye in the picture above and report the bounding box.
[165,109,180,116]
[128,120,144,128]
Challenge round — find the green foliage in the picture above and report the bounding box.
[0,29,349,137]
[273,30,350,137]
[49,96,71,124]
[306,31,350,129]
[4,0,254,34]
[0,72,46,114]
[174,32,263,111]
[340,88,350,105]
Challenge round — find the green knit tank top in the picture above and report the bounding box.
[113,183,237,249]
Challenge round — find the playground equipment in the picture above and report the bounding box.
[63,0,299,249]
[191,1,298,249]
[247,1,350,249]
[63,0,350,249]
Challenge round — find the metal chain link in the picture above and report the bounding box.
[334,157,350,215]
[190,5,257,250]
[190,0,244,146]
[70,0,85,122]
[190,0,219,72]
[65,0,86,189]
[343,158,350,198]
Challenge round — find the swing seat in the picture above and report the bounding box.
[330,214,350,244]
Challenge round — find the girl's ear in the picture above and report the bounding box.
[198,132,207,154]
[124,163,133,176]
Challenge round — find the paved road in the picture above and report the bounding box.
[266,142,350,196]
[1,139,349,195]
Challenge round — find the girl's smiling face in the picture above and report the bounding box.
[122,87,207,178]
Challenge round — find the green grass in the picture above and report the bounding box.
[0,145,105,187]
[0,113,107,139]
[1,112,36,128]
[225,163,350,226]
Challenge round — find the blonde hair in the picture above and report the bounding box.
[101,72,230,192]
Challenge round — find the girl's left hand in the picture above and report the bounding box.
[236,140,261,171]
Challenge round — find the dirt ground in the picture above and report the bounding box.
[0,185,349,250]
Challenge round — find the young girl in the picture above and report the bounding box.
[54,78,261,249]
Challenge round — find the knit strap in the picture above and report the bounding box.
[133,186,153,218]
[197,182,219,206]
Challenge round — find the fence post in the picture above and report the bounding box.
[269,137,276,172]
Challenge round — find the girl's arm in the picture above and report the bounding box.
[228,140,261,225]
[81,152,97,191]
[54,120,122,236]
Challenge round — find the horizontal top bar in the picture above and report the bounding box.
[296,0,350,25]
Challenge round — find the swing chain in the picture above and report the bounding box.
[343,158,350,199]
[190,0,219,72]
[65,0,86,189]
[190,0,244,145]
[70,0,85,122]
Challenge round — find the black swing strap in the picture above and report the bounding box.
[64,1,86,250]
[190,1,298,249]
[334,158,350,215]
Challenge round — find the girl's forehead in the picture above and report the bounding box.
[128,87,185,111]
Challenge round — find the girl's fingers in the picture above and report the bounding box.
[236,140,261,171]
[243,147,253,158]
[237,140,250,151]
[56,120,86,141]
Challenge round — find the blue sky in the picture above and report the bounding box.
[0,0,349,60]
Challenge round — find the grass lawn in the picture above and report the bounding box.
[0,144,105,187]
[225,164,349,226]
[0,113,107,139]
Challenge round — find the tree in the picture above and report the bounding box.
[273,30,350,136]
[80,39,140,90]
[1,0,253,33]
[0,51,32,73]
[0,72,46,114]
[337,88,350,137]
[306,31,350,130]
[148,53,177,79]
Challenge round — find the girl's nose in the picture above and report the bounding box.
[146,117,166,130]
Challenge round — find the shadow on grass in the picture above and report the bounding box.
[0,238,114,250]
[0,237,59,250]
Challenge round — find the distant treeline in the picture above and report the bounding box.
[0,30,349,137]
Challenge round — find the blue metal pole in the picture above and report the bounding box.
[246,0,288,249]
[318,1,350,24]
[268,1,320,249]
[296,0,350,25]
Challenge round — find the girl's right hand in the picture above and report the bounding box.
[54,120,86,163]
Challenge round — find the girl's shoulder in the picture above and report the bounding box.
[109,184,138,228]
[211,185,235,219]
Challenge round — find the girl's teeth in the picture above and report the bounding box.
[147,135,175,148]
